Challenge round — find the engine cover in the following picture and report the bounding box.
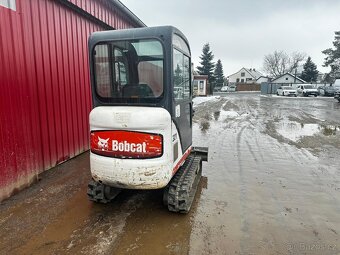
[89,106,178,189]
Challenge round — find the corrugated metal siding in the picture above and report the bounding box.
[0,0,142,200]
[67,0,135,29]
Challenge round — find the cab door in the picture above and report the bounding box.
[173,47,192,152]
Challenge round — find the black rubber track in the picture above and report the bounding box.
[87,180,121,203]
[164,155,202,213]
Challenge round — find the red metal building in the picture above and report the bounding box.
[0,0,145,201]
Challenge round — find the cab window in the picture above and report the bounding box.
[93,39,164,103]
[173,35,190,101]
[173,49,190,100]
[94,44,111,97]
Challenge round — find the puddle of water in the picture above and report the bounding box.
[220,110,239,119]
[277,122,319,141]
[276,121,339,141]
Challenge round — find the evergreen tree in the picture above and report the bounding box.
[322,31,340,82]
[214,59,224,89]
[197,43,215,93]
[300,56,318,82]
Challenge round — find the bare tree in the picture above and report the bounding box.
[263,50,306,77]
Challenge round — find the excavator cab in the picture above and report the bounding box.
[88,26,208,213]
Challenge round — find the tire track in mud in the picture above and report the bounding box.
[227,96,303,253]
[190,98,246,254]
[234,102,287,252]
[226,96,262,253]
[235,125,251,254]
[253,135,265,162]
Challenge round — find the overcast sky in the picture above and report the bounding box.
[121,0,339,76]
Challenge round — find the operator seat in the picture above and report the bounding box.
[122,84,155,98]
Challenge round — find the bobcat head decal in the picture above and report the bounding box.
[98,137,109,150]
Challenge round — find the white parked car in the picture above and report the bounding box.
[220,86,229,92]
[276,86,297,97]
[228,85,236,92]
[296,84,319,97]
[334,79,340,92]
[333,79,340,102]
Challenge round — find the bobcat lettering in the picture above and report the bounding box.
[112,140,147,153]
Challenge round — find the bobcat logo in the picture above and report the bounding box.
[98,137,109,151]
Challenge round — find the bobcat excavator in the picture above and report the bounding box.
[87,26,208,213]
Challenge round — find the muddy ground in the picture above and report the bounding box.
[1,93,340,255]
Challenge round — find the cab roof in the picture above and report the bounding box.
[89,26,190,55]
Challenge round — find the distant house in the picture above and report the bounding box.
[316,72,324,83]
[228,68,263,84]
[193,75,209,96]
[271,73,306,84]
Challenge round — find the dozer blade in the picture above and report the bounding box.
[192,146,208,162]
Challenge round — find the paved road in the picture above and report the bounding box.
[0,94,339,255]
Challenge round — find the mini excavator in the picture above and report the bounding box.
[87,26,208,213]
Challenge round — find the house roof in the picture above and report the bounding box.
[271,73,306,83]
[256,76,271,81]
[227,67,263,79]
[247,68,263,79]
